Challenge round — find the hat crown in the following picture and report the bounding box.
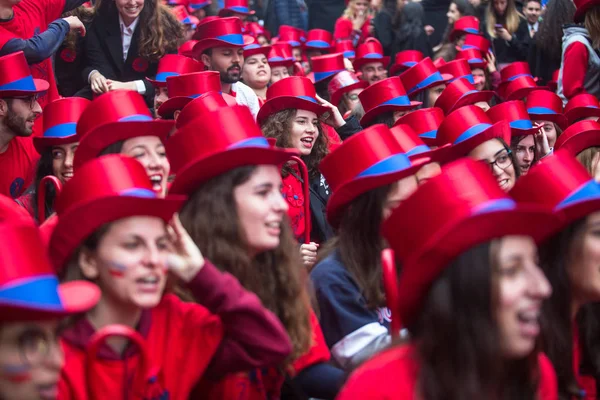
[500,61,532,82]
[56,155,154,216]
[454,16,479,31]
[462,33,490,54]
[166,71,221,97]
[156,54,202,76]
[435,77,477,114]
[438,104,493,144]
[43,97,90,138]
[76,91,152,137]
[195,17,244,41]
[311,53,345,73]
[224,0,249,8]
[396,107,445,143]
[526,90,564,114]
[334,40,354,53]
[306,29,333,43]
[266,76,317,100]
[328,70,361,94]
[394,50,424,67]
[488,100,531,125]
[438,59,471,80]
[176,91,229,129]
[565,93,600,113]
[278,25,301,44]
[457,48,484,62]
[0,51,36,91]
[359,77,409,112]
[400,57,441,90]
[356,38,384,58]
[390,124,427,154]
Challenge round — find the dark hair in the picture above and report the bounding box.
[496,137,522,179]
[30,149,57,222]
[179,166,312,361]
[261,109,329,179]
[315,78,333,102]
[510,133,539,166]
[535,0,575,61]
[62,5,95,51]
[412,241,540,399]
[317,184,394,308]
[363,110,396,128]
[439,0,476,44]
[524,0,542,6]
[100,140,125,156]
[398,2,426,41]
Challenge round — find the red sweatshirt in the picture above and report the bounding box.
[58,261,292,400]
[337,344,558,400]
[334,16,372,43]
[562,42,589,100]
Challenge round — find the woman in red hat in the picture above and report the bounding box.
[554,120,600,180]
[54,154,291,399]
[526,90,568,148]
[337,158,559,399]
[311,125,423,371]
[327,70,368,118]
[268,43,295,84]
[334,0,373,44]
[484,0,529,68]
[511,151,600,400]
[167,105,345,399]
[434,7,477,62]
[241,44,271,105]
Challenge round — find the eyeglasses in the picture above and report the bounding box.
[480,149,513,172]
[14,328,58,367]
[347,94,359,101]
[12,94,39,109]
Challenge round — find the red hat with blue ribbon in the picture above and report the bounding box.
[395,107,445,146]
[359,77,421,126]
[438,59,474,84]
[450,16,480,41]
[487,100,539,135]
[383,157,560,326]
[218,0,255,16]
[192,17,253,58]
[390,50,424,76]
[333,40,356,59]
[526,90,568,129]
[178,40,198,57]
[50,155,186,270]
[257,76,330,124]
[328,70,368,106]
[461,33,491,54]
[434,77,494,115]
[243,42,271,59]
[309,53,346,83]
[502,75,547,101]
[147,54,203,87]
[171,5,199,28]
[246,21,271,40]
[500,61,533,83]
[400,57,447,96]
[158,71,225,117]
[390,123,451,164]
[564,93,600,125]
[320,124,429,226]
[278,25,302,47]
[0,222,100,321]
[554,120,600,156]
[456,48,486,69]
[304,29,333,51]
[74,91,174,169]
[168,105,298,195]
[188,0,211,10]
[0,51,49,97]
[176,91,236,129]
[33,97,91,154]
[268,42,295,67]
[352,38,390,71]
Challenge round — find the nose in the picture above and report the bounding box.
[491,162,504,176]
[232,51,241,64]
[45,338,65,371]
[146,151,161,170]
[32,100,42,115]
[306,121,317,133]
[64,150,75,168]
[274,191,289,213]
[528,264,552,300]
[143,245,162,268]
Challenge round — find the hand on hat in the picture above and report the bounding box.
[316,94,346,129]
[300,242,319,268]
[165,213,206,283]
[90,71,109,94]
[486,52,497,73]
[63,16,86,37]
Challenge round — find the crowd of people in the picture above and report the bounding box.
[1,0,600,399]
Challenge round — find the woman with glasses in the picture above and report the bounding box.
[327,71,368,119]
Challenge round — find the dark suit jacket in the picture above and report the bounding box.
[78,7,166,106]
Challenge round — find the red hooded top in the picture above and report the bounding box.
[58,261,292,400]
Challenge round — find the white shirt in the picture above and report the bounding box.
[529,21,539,33]
[119,15,139,62]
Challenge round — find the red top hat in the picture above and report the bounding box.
[399,57,447,96]
[500,61,532,83]
[394,107,445,146]
[438,59,474,84]
[218,0,255,16]
[171,5,198,28]
[268,42,295,67]
[278,25,302,47]
[352,38,390,71]
[243,43,271,59]
[304,29,333,51]
[168,105,297,195]
[0,223,100,321]
[450,16,480,41]
[437,105,511,159]
[33,97,90,154]
[176,91,237,129]
[147,54,203,87]
[178,40,198,57]
[158,71,223,117]
[434,77,494,115]
[461,33,491,55]
[333,40,356,59]
[382,157,559,326]
[328,70,368,106]
[50,155,186,270]
[246,21,271,40]
[359,77,421,126]
[192,17,253,58]
[456,48,486,69]
[574,0,598,22]
[511,149,600,227]
[188,0,211,11]
[310,53,346,82]
[74,91,174,169]
[0,51,49,97]
[564,93,600,125]
[320,124,428,226]
[554,120,600,156]
[526,90,568,129]
[389,50,424,76]
[0,193,35,224]
[488,100,539,135]
[433,57,446,69]
[390,124,452,164]
[257,76,329,124]
[502,76,547,101]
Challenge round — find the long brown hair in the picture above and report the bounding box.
[576,146,600,176]
[486,0,521,37]
[179,166,312,361]
[261,109,329,179]
[585,6,600,48]
[62,6,95,51]
[95,0,183,61]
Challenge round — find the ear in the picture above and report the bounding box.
[0,99,9,117]
[78,247,100,280]
[200,53,212,69]
[173,109,181,120]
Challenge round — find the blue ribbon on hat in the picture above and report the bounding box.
[473,198,516,214]
[557,179,600,209]
[0,275,63,310]
[189,1,211,9]
[229,136,270,149]
[378,95,412,108]
[507,73,532,82]
[306,40,331,48]
[419,129,438,140]
[343,50,356,58]
[44,122,77,138]
[0,75,37,92]
[527,106,558,115]
[448,74,475,84]
[407,71,445,95]
[463,27,479,34]
[510,119,534,130]
[356,153,413,178]
[155,72,179,82]
[314,70,344,82]
[229,5,250,12]
[467,57,485,64]
[120,188,158,198]
[405,144,431,157]
[453,123,492,144]
[216,33,245,45]
[118,115,154,122]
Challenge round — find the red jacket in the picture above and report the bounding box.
[333,16,372,43]
[337,344,558,400]
[58,261,292,400]
[562,42,588,100]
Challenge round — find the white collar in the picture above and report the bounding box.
[119,14,140,33]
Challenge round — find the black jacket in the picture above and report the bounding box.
[489,17,530,65]
[306,0,345,32]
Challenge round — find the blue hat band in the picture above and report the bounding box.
[527,106,558,115]
[216,33,245,45]
[419,129,438,139]
[229,5,250,12]
[405,144,431,157]
[362,53,384,60]
[453,122,492,144]
[463,27,479,34]
[379,95,412,108]
[228,136,270,149]
[306,40,331,48]
[473,198,516,214]
[448,74,475,84]
[356,152,412,178]
[155,72,179,82]
[507,73,532,82]
[189,1,211,9]
[557,179,600,209]
[402,61,418,67]
[287,40,301,47]
[118,114,153,122]
[244,43,261,50]
[407,71,445,95]
[467,58,485,64]
[0,275,63,310]
[343,50,356,58]
[44,122,77,139]
[314,70,343,81]
[510,119,534,130]
[120,188,158,198]
[0,75,36,92]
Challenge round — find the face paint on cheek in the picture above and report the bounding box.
[108,262,128,277]
[1,363,32,383]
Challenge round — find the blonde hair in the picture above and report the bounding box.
[585,6,600,48]
[486,0,522,38]
[343,0,371,19]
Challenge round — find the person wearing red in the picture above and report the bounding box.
[241,43,271,105]
[166,105,344,399]
[334,0,372,45]
[338,157,560,399]
[52,154,292,399]
[353,38,389,86]
[0,51,46,199]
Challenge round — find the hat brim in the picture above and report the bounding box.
[353,56,391,72]
[566,107,600,125]
[360,101,422,127]
[407,143,453,165]
[158,96,194,118]
[555,126,600,156]
[439,90,494,114]
[505,85,548,101]
[528,112,569,130]
[510,126,539,136]
[389,64,411,76]
[146,78,167,88]
[397,205,561,326]
[169,146,297,195]
[269,59,295,68]
[326,157,430,227]
[0,78,50,97]
[257,96,330,125]
[192,36,254,59]
[444,120,511,162]
[50,195,185,271]
[330,80,369,107]
[218,8,255,16]
[33,134,79,155]
[74,120,174,169]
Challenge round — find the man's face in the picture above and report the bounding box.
[201,46,244,84]
[360,62,388,85]
[523,1,541,24]
[1,96,41,137]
